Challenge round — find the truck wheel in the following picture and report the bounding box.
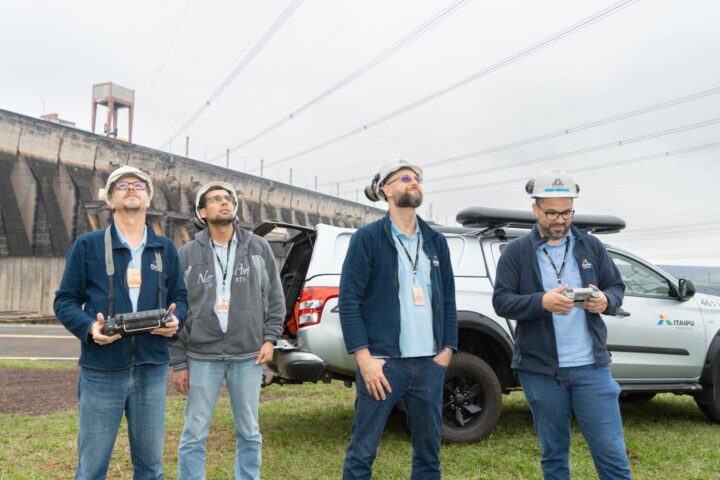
[441,352,502,443]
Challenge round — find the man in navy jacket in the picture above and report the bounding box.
[54,165,187,480]
[339,160,457,480]
[492,169,631,480]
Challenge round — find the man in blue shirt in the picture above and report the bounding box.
[54,165,187,479]
[339,160,458,480]
[492,169,631,480]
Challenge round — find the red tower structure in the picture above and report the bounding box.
[91,82,135,142]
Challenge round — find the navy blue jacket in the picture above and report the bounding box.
[339,214,457,357]
[54,223,188,370]
[492,225,624,376]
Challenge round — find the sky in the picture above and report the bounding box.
[1,0,719,266]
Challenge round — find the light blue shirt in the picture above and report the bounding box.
[391,221,436,358]
[536,230,594,367]
[114,225,147,313]
[211,233,238,334]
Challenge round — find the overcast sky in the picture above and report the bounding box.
[1,0,719,266]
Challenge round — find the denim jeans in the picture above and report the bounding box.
[177,358,263,480]
[518,365,632,480]
[76,364,168,480]
[342,356,446,480]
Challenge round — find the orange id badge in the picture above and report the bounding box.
[412,286,425,306]
[127,268,142,288]
[216,295,230,313]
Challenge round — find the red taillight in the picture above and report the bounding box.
[294,287,339,329]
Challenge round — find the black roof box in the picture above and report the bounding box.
[456,207,625,234]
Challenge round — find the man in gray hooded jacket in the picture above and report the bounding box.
[170,181,285,480]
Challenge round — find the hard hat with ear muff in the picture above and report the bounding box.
[364,159,423,202]
[525,169,580,198]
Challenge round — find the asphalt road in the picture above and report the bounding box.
[0,324,79,360]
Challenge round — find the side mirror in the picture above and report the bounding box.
[677,278,696,301]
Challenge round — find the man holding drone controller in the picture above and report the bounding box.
[492,169,631,480]
[54,165,187,479]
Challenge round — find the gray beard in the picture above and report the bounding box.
[395,191,423,208]
[540,224,569,241]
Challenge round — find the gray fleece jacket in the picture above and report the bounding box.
[169,225,285,370]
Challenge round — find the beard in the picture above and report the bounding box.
[206,211,236,226]
[394,190,423,208]
[540,223,569,240]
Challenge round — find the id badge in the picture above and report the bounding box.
[412,286,425,306]
[216,295,230,313]
[127,268,142,288]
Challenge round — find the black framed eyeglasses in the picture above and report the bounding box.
[539,208,575,220]
[115,181,147,191]
[205,194,237,205]
[386,174,423,186]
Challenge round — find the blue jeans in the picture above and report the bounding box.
[342,356,446,480]
[177,358,263,480]
[518,365,632,480]
[76,364,168,480]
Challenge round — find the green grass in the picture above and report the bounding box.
[0,359,76,370]
[1,377,719,479]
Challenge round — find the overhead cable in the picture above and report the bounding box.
[213,0,470,162]
[163,0,305,150]
[264,0,641,169]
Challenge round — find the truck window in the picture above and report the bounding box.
[610,252,671,298]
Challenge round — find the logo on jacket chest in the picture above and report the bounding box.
[197,270,214,290]
[581,258,592,269]
[233,262,250,283]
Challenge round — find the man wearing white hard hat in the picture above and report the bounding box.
[339,160,457,479]
[169,182,285,479]
[54,165,187,479]
[492,170,631,480]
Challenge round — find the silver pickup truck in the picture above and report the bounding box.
[258,207,720,444]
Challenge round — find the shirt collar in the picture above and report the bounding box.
[390,219,420,240]
[114,224,147,252]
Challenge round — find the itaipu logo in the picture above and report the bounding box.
[657,314,694,328]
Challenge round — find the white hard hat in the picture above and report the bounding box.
[98,165,154,202]
[364,159,423,202]
[526,169,580,198]
[195,181,239,225]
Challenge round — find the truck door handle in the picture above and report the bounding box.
[615,308,631,317]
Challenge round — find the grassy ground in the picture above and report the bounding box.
[1,365,719,479]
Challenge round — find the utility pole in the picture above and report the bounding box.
[337,183,340,197]
[260,159,264,177]
[185,136,189,157]
[226,149,229,169]
[314,176,318,191]
[289,168,293,185]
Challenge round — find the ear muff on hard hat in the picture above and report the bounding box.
[98,165,154,203]
[194,181,239,225]
[363,159,424,202]
[526,169,580,198]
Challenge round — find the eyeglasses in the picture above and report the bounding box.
[539,208,575,220]
[115,181,147,191]
[385,174,423,186]
[205,194,237,206]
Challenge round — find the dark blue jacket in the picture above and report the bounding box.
[492,225,624,376]
[339,214,457,357]
[54,223,188,370]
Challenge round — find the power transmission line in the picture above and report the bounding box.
[321,84,720,187]
[212,0,470,162]
[421,140,720,196]
[263,0,641,169]
[163,0,305,150]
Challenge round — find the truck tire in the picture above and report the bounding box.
[441,352,502,444]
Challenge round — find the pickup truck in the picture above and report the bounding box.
[258,207,720,443]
